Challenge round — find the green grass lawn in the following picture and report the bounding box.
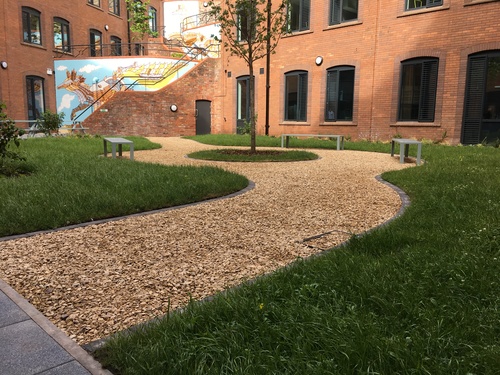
[97,139,500,375]
[0,136,248,237]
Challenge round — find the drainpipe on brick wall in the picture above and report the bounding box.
[264,0,271,136]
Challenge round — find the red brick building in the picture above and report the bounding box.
[0,0,163,122]
[218,0,500,144]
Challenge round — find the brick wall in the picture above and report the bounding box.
[218,0,500,144]
[84,58,222,136]
[0,0,163,121]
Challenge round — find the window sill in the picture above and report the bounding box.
[21,42,46,50]
[282,30,314,39]
[87,4,104,11]
[320,121,357,127]
[397,5,450,18]
[464,0,498,6]
[390,121,441,127]
[280,121,311,126]
[323,20,362,31]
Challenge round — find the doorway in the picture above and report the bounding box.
[195,100,211,135]
[462,51,500,145]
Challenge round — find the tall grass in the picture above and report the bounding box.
[0,136,248,237]
[97,142,500,374]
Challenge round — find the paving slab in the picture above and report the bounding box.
[0,280,111,375]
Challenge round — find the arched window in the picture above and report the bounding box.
[54,17,70,52]
[26,76,45,120]
[22,7,42,45]
[89,29,102,57]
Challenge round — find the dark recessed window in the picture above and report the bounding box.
[22,7,42,45]
[330,0,358,25]
[406,0,442,11]
[285,71,308,121]
[26,76,45,120]
[325,66,355,121]
[90,29,102,57]
[108,0,120,15]
[149,6,158,33]
[288,0,310,32]
[110,36,122,56]
[54,18,70,52]
[88,0,101,7]
[398,58,439,122]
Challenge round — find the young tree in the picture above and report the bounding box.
[209,0,288,152]
[125,0,159,40]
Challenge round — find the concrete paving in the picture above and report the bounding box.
[0,279,111,375]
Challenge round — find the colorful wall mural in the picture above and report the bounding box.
[54,57,198,123]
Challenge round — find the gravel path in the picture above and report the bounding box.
[0,137,410,344]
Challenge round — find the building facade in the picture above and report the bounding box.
[218,0,500,144]
[0,0,163,123]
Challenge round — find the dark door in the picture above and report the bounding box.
[462,52,500,145]
[236,76,250,134]
[195,100,211,135]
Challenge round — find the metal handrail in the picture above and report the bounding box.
[180,12,217,33]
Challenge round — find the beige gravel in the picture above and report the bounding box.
[0,137,411,344]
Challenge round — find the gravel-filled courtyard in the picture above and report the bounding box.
[0,137,410,344]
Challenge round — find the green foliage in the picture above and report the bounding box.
[188,149,318,162]
[0,137,248,237]
[36,110,65,136]
[0,102,26,176]
[125,0,159,40]
[98,143,500,374]
[207,0,288,152]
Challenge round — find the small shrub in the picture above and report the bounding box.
[36,110,65,136]
[0,102,26,175]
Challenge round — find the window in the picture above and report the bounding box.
[88,0,101,6]
[110,36,122,56]
[288,0,310,32]
[237,76,250,133]
[325,66,355,121]
[330,0,358,25]
[406,0,442,11]
[149,6,158,33]
[54,18,70,52]
[26,76,45,120]
[22,7,42,45]
[108,0,120,15]
[90,29,102,57]
[398,58,438,122]
[285,71,308,121]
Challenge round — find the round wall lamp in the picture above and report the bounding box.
[315,56,323,66]
[170,104,178,112]
[104,24,109,31]
[0,61,7,69]
[203,2,209,7]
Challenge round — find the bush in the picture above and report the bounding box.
[36,110,65,136]
[0,102,25,174]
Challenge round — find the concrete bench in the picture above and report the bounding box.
[391,138,422,165]
[281,134,344,150]
[103,137,134,160]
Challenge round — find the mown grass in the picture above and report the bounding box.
[97,141,500,374]
[188,149,318,162]
[0,136,248,237]
[184,134,394,153]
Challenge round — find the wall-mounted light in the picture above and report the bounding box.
[315,56,323,66]
[47,68,53,75]
[170,104,178,112]
[203,2,209,7]
[0,61,7,69]
[104,24,109,31]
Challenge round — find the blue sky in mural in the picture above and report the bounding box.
[54,57,197,123]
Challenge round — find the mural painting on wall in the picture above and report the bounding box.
[55,57,197,123]
[163,0,220,58]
